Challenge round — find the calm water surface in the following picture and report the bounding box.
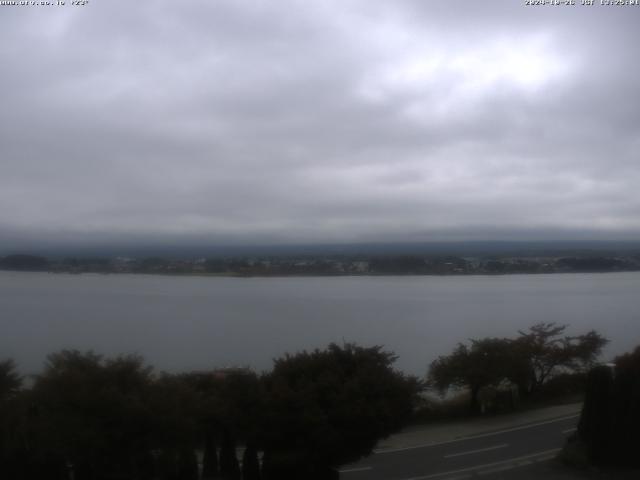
[1,271,638,375]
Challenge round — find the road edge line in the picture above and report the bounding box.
[376,414,579,454]
[403,448,561,480]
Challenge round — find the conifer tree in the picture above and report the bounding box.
[241,443,261,480]
[219,429,241,480]
[202,432,219,479]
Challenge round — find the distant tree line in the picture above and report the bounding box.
[3,253,640,276]
[0,344,421,480]
[427,323,608,413]
[0,255,49,271]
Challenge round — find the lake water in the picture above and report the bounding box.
[1,271,638,376]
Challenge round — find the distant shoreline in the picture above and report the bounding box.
[2,252,640,278]
[3,267,640,279]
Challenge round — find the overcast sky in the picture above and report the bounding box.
[1,0,639,249]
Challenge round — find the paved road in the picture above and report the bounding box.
[339,414,579,480]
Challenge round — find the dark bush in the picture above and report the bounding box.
[574,346,640,467]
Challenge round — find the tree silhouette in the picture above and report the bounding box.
[429,324,609,412]
[1,344,420,479]
[429,338,514,413]
[201,432,219,479]
[29,351,157,480]
[0,359,21,401]
[574,346,640,467]
[219,428,241,480]
[242,443,261,480]
[515,323,608,394]
[261,343,421,478]
[0,359,24,479]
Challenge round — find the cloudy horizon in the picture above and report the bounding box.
[2,0,640,249]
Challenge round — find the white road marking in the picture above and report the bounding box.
[338,466,373,473]
[376,414,579,454]
[402,448,561,480]
[562,427,577,434]
[443,443,508,459]
[479,463,520,475]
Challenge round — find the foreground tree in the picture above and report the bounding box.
[201,432,219,479]
[608,346,640,465]
[0,359,23,478]
[428,338,516,413]
[514,323,608,394]
[219,428,241,480]
[28,351,158,480]
[242,443,261,480]
[0,359,21,401]
[576,365,615,464]
[180,368,264,479]
[428,324,608,413]
[570,345,640,467]
[260,343,421,479]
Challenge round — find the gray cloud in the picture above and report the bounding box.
[1,0,640,248]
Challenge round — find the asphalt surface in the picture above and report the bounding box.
[339,414,579,480]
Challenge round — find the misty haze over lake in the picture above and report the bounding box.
[2,271,637,376]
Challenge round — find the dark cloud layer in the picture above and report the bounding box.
[1,0,639,248]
